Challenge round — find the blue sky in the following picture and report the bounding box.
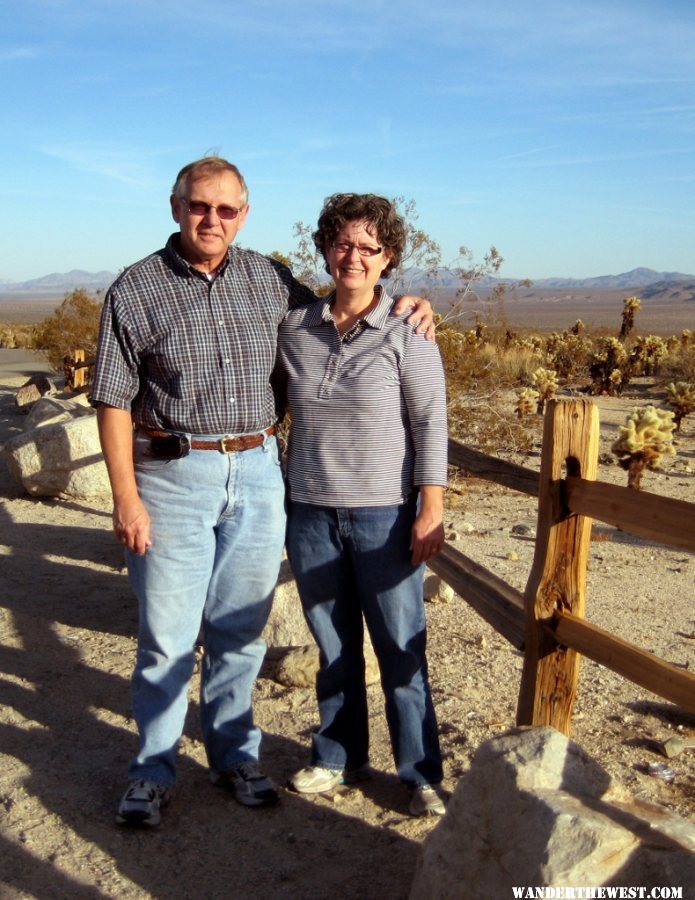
[2,0,694,282]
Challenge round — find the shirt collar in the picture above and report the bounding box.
[309,285,394,329]
[164,233,232,279]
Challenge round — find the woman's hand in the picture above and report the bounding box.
[393,295,436,342]
[411,486,445,564]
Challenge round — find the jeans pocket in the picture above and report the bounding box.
[263,435,283,467]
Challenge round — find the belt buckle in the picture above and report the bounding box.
[219,436,236,454]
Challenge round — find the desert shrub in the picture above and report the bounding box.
[0,325,17,348]
[31,289,103,371]
[10,323,35,348]
[436,317,538,453]
[545,331,593,380]
[661,339,695,383]
[628,334,668,376]
[588,336,630,395]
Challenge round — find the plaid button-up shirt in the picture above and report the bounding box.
[91,235,315,435]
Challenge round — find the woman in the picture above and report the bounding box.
[275,193,448,816]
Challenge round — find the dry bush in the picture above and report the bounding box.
[661,340,695,382]
[31,289,103,371]
[436,320,539,453]
[0,322,34,349]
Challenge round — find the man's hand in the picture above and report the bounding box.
[410,486,445,565]
[393,295,436,342]
[113,496,152,555]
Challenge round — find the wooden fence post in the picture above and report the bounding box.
[72,349,86,389]
[516,399,599,735]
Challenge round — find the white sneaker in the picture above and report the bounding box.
[409,783,446,817]
[290,765,370,794]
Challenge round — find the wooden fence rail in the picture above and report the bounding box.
[430,398,695,736]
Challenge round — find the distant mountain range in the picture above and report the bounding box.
[0,270,117,293]
[0,266,693,294]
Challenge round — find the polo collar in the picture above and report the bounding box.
[310,285,394,330]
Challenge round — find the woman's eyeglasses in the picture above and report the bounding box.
[331,240,383,257]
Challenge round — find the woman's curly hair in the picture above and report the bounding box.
[313,193,406,277]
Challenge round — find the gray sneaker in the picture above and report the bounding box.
[116,780,171,827]
[409,783,447,817]
[211,761,279,807]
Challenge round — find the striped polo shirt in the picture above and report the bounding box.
[275,288,448,507]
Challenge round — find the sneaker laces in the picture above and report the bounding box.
[124,780,161,800]
[234,761,265,782]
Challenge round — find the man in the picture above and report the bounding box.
[91,156,433,827]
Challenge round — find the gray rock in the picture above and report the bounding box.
[274,641,380,689]
[410,726,695,899]
[3,412,110,499]
[424,573,455,604]
[15,375,56,411]
[263,561,314,648]
[23,393,94,430]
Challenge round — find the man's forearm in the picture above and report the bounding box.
[97,405,152,554]
[96,405,138,502]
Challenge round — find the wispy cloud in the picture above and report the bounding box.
[0,45,42,61]
[505,147,695,168]
[36,144,180,189]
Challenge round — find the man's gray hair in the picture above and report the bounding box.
[171,156,249,207]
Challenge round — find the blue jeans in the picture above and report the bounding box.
[286,498,443,787]
[125,431,286,786]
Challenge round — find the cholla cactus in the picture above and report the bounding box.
[530,367,558,414]
[611,405,676,489]
[516,387,539,419]
[570,319,585,335]
[619,296,641,340]
[545,331,593,379]
[608,368,624,393]
[665,381,695,432]
[629,334,668,376]
[681,329,693,347]
[589,337,629,395]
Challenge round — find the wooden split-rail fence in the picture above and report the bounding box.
[429,398,695,735]
[63,349,96,391]
[68,353,691,729]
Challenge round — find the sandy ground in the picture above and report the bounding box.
[0,354,693,899]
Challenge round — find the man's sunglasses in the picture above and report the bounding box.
[181,199,242,220]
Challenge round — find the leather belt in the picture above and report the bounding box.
[139,425,275,453]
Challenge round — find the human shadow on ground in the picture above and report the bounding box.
[0,507,423,899]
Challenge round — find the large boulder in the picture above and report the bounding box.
[411,726,695,899]
[264,558,381,687]
[3,401,110,499]
[263,559,314,648]
[23,392,93,429]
